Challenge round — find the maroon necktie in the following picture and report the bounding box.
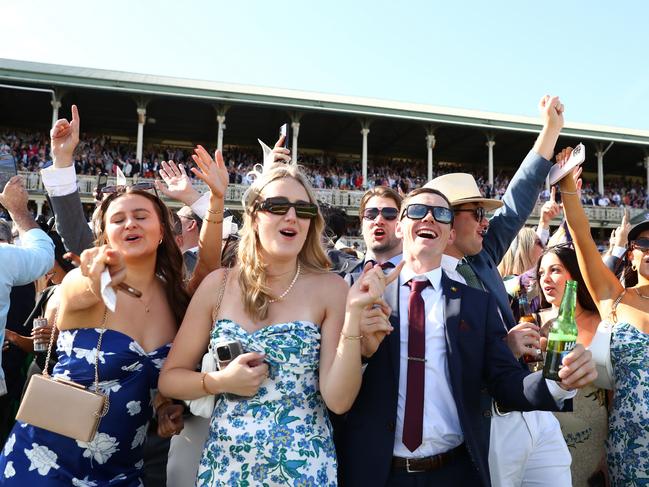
[403,279,429,452]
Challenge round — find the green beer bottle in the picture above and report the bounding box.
[543,280,578,381]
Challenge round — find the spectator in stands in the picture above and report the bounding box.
[0,176,54,397]
[345,186,403,284]
[558,146,649,484]
[431,95,575,486]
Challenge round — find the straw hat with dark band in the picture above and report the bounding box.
[424,173,504,211]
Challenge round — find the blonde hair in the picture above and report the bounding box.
[237,163,330,321]
[498,227,541,277]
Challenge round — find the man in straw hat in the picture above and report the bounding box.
[427,96,576,486]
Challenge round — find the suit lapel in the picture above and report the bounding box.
[442,273,463,404]
[385,275,401,387]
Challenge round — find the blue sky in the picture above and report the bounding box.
[3,0,647,130]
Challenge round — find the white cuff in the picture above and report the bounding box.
[612,246,626,259]
[40,165,78,197]
[545,378,577,408]
[190,193,210,220]
[537,227,550,246]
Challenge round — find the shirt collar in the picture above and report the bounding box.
[364,253,403,267]
[400,264,442,290]
[442,253,461,271]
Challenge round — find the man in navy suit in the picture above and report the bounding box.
[337,187,596,486]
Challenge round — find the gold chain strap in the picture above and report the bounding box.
[210,269,229,330]
[609,289,627,323]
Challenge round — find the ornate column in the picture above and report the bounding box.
[360,119,371,188]
[486,137,496,187]
[136,107,146,164]
[426,131,436,182]
[291,121,300,162]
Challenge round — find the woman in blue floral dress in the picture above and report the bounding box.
[160,142,398,486]
[558,148,649,486]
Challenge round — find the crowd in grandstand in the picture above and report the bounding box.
[2,130,647,208]
[0,96,647,486]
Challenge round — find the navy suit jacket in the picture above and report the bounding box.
[338,272,568,487]
[466,150,552,329]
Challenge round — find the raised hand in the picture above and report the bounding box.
[79,245,127,296]
[50,104,80,167]
[540,186,562,226]
[539,95,564,131]
[0,176,29,216]
[347,261,404,311]
[272,136,291,163]
[359,299,393,358]
[190,145,229,199]
[613,208,631,248]
[155,160,200,205]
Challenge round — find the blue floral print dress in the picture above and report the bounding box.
[197,320,337,487]
[607,322,649,486]
[0,328,170,486]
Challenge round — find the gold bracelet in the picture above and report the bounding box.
[206,207,223,216]
[201,372,211,394]
[341,332,363,340]
[203,217,223,224]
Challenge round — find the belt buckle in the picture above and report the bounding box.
[493,400,511,417]
[405,458,425,473]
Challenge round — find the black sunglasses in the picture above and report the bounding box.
[100,182,159,197]
[256,197,318,220]
[401,204,454,224]
[454,207,487,222]
[363,207,399,221]
[631,238,649,253]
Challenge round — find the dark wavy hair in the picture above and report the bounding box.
[92,188,189,326]
[535,244,597,312]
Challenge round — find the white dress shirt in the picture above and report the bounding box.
[40,165,210,218]
[393,265,464,457]
[440,254,576,405]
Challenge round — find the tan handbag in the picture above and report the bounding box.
[16,309,110,442]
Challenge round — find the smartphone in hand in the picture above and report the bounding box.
[279,124,290,149]
[0,154,17,190]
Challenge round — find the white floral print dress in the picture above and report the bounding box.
[0,328,170,486]
[197,320,337,487]
[607,322,649,486]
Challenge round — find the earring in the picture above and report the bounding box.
[632,264,637,272]
[159,238,163,245]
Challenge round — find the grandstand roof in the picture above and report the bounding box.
[2,59,649,144]
[2,58,648,178]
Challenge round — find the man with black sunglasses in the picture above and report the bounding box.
[345,187,403,284]
[338,187,596,487]
[427,96,579,486]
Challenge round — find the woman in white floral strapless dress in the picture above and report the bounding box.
[160,152,398,486]
[558,148,649,486]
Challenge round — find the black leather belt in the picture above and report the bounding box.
[392,444,465,473]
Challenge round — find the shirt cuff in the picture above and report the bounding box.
[40,165,78,197]
[612,246,626,259]
[545,378,577,408]
[537,227,550,246]
[190,193,210,220]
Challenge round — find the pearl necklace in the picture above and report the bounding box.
[269,263,301,303]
